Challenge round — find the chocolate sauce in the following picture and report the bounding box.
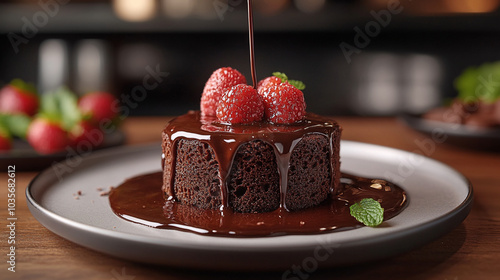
[248,0,257,88]
[109,112,406,237]
[109,172,407,237]
[162,111,341,210]
[108,2,408,238]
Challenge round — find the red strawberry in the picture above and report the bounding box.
[0,136,11,152]
[201,67,247,116]
[494,99,500,124]
[216,84,264,124]
[27,117,69,154]
[0,124,12,152]
[257,76,281,94]
[0,79,39,116]
[259,82,306,124]
[69,120,104,148]
[78,92,119,124]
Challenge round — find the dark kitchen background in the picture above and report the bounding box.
[1,0,499,116]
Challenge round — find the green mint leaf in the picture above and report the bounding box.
[272,72,288,83]
[350,198,384,227]
[455,67,479,103]
[477,62,500,102]
[454,62,500,103]
[288,80,306,90]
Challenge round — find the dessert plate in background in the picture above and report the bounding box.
[400,113,500,151]
[26,141,472,270]
[0,130,125,171]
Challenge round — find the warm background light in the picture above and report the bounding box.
[294,0,326,13]
[113,0,157,22]
[444,0,500,13]
[162,0,196,19]
[365,0,500,14]
[254,0,289,15]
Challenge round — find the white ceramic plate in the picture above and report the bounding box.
[26,141,472,270]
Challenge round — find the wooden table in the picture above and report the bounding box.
[1,116,499,279]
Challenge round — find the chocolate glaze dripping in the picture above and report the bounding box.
[125,0,410,238]
[248,0,257,88]
[163,111,340,211]
[166,2,258,208]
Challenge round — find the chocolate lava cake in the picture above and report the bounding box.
[161,111,342,213]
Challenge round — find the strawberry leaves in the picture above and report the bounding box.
[10,79,37,96]
[40,87,82,131]
[0,113,31,139]
[272,72,306,90]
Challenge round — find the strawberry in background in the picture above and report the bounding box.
[36,88,98,153]
[78,91,120,125]
[0,80,122,155]
[0,79,39,116]
[0,121,12,152]
[27,116,69,155]
[29,88,109,154]
[69,119,104,148]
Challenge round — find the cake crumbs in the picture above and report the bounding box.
[73,190,83,200]
[100,186,115,196]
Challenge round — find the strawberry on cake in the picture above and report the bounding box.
[161,67,342,213]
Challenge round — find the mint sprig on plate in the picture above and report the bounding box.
[350,198,384,227]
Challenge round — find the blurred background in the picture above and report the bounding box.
[1,0,499,116]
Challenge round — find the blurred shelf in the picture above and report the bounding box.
[2,2,500,34]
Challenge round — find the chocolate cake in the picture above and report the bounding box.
[161,111,341,213]
[109,3,408,237]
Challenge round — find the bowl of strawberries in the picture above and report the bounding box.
[0,79,125,170]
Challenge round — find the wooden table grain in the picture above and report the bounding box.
[1,116,499,280]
